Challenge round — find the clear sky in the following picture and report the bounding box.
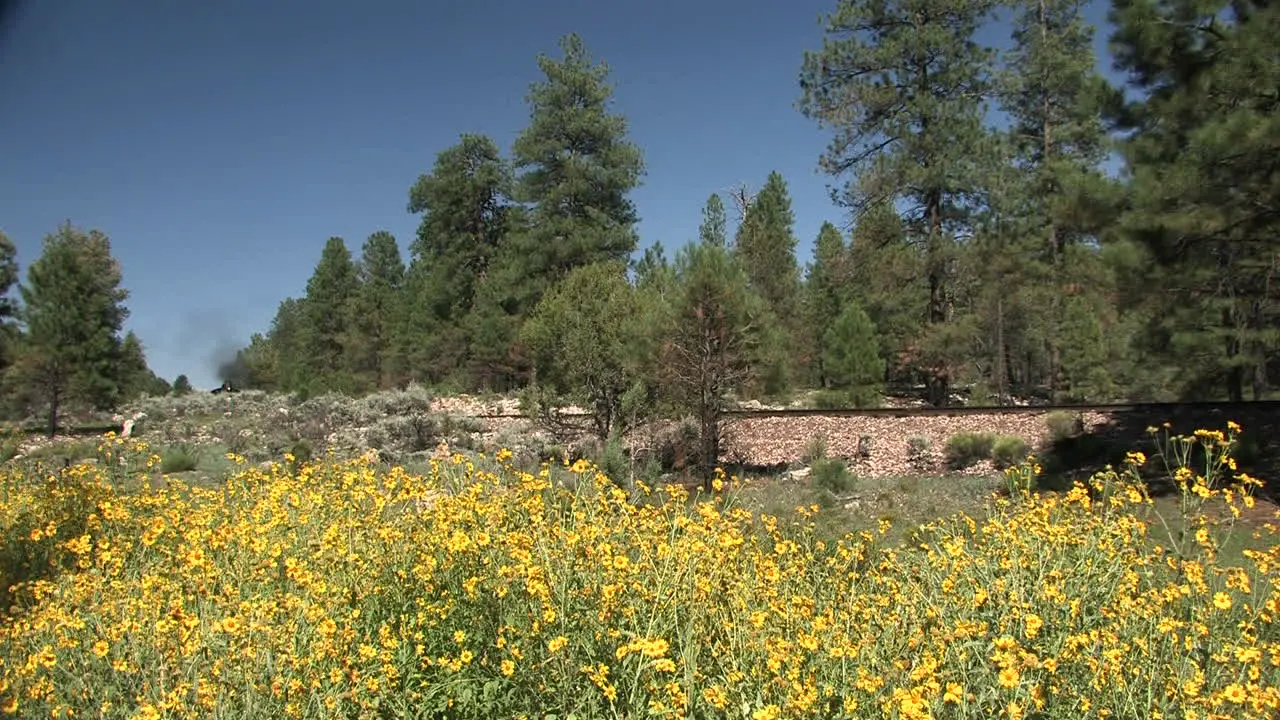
[0,0,1121,390]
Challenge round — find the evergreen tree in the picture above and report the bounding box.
[800,0,997,405]
[661,243,772,489]
[401,134,514,385]
[821,301,886,407]
[505,33,645,312]
[297,238,358,394]
[998,0,1114,398]
[633,241,670,290]
[733,171,802,392]
[846,204,928,389]
[1108,0,1280,400]
[171,374,193,396]
[699,193,728,248]
[0,232,18,373]
[519,261,641,440]
[734,171,800,320]
[347,230,405,390]
[16,223,130,436]
[118,330,169,399]
[806,221,850,387]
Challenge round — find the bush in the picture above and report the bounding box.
[364,414,439,455]
[991,435,1031,469]
[811,457,856,494]
[906,435,931,469]
[944,431,996,470]
[802,434,828,465]
[1045,410,1084,442]
[159,444,200,473]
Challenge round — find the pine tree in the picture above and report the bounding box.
[519,261,641,440]
[806,222,849,387]
[172,374,193,396]
[16,223,130,436]
[734,171,800,320]
[298,237,358,394]
[1108,0,1280,400]
[347,231,404,390]
[998,0,1114,398]
[661,243,771,489]
[821,301,886,407]
[118,331,169,399]
[506,33,645,311]
[0,232,18,373]
[846,204,927,389]
[401,134,514,385]
[733,171,802,393]
[699,193,728,248]
[800,0,997,405]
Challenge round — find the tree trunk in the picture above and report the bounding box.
[1041,0,1064,401]
[995,293,1007,405]
[46,391,59,440]
[926,189,949,407]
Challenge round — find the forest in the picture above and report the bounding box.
[0,0,1276,439]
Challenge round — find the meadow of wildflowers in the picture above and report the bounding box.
[0,423,1277,719]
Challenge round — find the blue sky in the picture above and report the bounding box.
[0,0,1122,389]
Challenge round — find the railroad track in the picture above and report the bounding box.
[467,399,1280,421]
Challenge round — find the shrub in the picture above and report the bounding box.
[991,435,1031,469]
[811,457,856,494]
[1045,410,1084,442]
[159,444,200,473]
[906,435,931,468]
[944,431,995,470]
[802,434,828,464]
[594,434,631,489]
[364,414,439,455]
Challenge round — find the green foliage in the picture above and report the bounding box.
[821,301,886,407]
[505,33,645,313]
[802,434,828,465]
[811,457,856,495]
[734,172,802,390]
[906,435,932,469]
[1044,411,1084,442]
[519,261,642,440]
[991,435,1031,470]
[117,331,169,400]
[15,223,131,436]
[660,243,773,486]
[296,237,359,395]
[0,232,19,373]
[347,231,405,391]
[698,194,728,248]
[805,222,849,385]
[800,0,995,405]
[400,134,513,385]
[944,432,996,470]
[171,375,193,396]
[1108,0,1280,400]
[159,444,200,474]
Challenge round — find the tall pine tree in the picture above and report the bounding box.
[800,0,997,405]
[16,223,131,436]
[297,237,358,394]
[401,134,514,385]
[504,33,645,312]
[699,193,728,248]
[348,231,405,391]
[998,0,1114,399]
[1109,0,1280,400]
